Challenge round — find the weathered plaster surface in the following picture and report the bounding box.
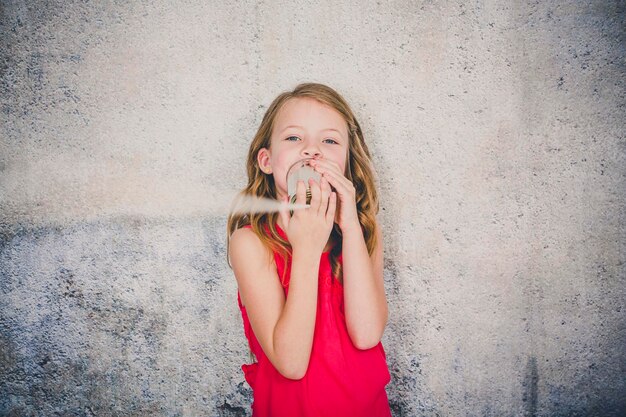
[1,1,624,415]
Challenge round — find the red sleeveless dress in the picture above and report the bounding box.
[237,223,392,417]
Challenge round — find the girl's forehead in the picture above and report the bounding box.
[273,97,348,135]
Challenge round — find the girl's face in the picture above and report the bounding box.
[258,97,349,202]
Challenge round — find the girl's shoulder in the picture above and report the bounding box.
[229,224,275,264]
[234,223,285,259]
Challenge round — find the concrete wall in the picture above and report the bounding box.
[1,1,624,416]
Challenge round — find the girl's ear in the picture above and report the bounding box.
[257,148,273,174]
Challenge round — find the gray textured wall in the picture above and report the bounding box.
[1,1,624,416]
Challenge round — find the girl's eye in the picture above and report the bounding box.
[285,136,338,144]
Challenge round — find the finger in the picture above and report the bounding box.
[296,179,306,206]
[321,170,351,196]
[309,177,321,211]
[312,159,342,177]
[326,191,337,223]
[279,194,291,224]
[318,176,330,215]
[313,161,351,191]
[296,180,308,211]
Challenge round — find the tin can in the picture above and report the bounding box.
[286,157,322,216]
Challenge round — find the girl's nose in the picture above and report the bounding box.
[302,146,322,159]
[304,151,321,159]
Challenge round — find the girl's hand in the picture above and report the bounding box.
[279,175,337,254]
[309,159,360,233]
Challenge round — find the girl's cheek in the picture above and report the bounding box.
[273,168,288,191]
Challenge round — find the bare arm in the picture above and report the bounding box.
[230,227,321,379]
[342,219,388,349]
[271,246,320,378]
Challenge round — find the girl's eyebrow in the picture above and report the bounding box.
[280,125,344,137]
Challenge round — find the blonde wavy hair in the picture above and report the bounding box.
[226,82,379,286]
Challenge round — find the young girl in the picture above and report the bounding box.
[227,82,391,417]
